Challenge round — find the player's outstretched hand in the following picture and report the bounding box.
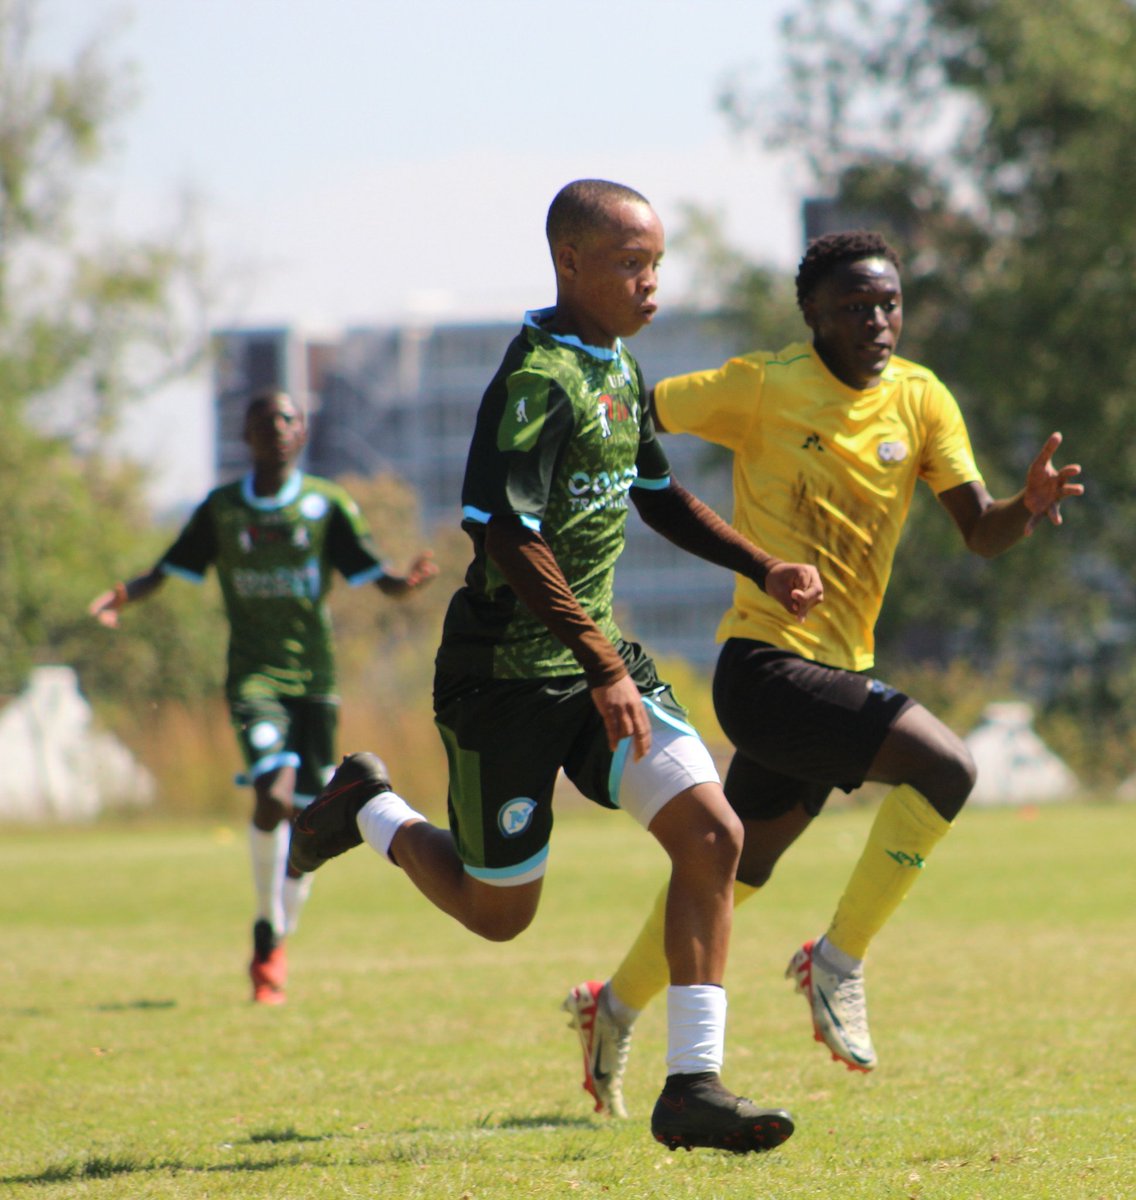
[88,585,127,629]
[1024,432,1084,535]
[590,673,652,762]
[765,562,824,624]
[405,551,439,589]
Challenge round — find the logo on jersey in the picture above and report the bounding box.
[498,797,537,838]
[596,393,632,439]
[802,432,825,452]
[501,371,550,452]
[566,466,637,514]
[238,523,310,553]
[878,440,909,464]
[300,493,330,519]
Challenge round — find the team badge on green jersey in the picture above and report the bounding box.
[499,370,550,452]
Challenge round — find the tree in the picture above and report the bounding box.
[0,0,216,698]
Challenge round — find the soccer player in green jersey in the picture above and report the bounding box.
[89,390,436,1004]
[564,230,1084,1109]
[289,179,824,1154]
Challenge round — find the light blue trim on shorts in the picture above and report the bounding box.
[642,689,698,735]
[235,750,302,787]
[464,843,549,885]
[608,738,632,811]
[607,690,700,809]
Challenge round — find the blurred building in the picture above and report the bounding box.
[211,312,752,667]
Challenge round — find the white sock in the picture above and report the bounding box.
[666,984,726,1076]
[816,935,861,976]
[602,982,640,1030]
[282,872,314,934]
[249,823,289,936]
[355,790,426,860]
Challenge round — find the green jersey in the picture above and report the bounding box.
[159,471,386,698]
[437,308,672,680]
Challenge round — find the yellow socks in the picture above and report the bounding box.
[609,879,759,1015]
[825,784,951,960]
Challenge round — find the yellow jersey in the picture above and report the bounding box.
[654,342,982,671]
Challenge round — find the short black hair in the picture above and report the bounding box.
[795,231,902,310]
[546,179,650,250]
[244,389,304,423]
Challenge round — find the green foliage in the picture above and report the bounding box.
[0,1,228,720]
[0,806,1132,1197]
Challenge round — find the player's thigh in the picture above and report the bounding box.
[868,700,975,816]
[282,696,339,804]
[229,688,301,785]
[563,648,720,830]
[713,638,912,804]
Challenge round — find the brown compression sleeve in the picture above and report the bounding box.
[632,479,780,591]
[484,518,627,688]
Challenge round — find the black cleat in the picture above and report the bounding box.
[289,753,391,874]
[650,1073,795,1155]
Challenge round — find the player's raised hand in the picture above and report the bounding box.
[590,673,652,761]
[765,562,824,624]
[405,551,439,589]
[1024,432,1084,535]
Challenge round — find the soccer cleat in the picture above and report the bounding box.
[786,939,877,1072]
[249,918,287,1005]
[562,980,632,1118]
[289,752,391,874]
[650,1073,794,1154]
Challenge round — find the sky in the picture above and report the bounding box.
[43,0,805,507]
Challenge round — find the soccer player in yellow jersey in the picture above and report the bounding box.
[562,230,1083,1116]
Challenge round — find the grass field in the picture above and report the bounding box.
[1,802,1132,1199]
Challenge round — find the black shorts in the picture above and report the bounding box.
[432,641,692,883]
[712,639,914,820]
[229,688,338,804]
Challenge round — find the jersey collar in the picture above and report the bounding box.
[240,469,303,510]
[523,307,624,362]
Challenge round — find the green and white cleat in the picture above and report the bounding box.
[786,939,877,1072]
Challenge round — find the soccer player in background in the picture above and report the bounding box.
[564,229,1083,1118]
[288,179,824,1154]
[89,390,437,1004]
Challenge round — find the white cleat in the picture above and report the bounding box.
[786,940,877,1072]
[562,980,632,1118]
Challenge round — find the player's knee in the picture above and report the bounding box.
[736,840,779,889]
[253,795,290,830]
[917,741,976,822]
[695,806,744,876]
[464,907,535,943]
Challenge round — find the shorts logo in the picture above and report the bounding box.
[866,678,899,701]
[249,721,281,750]
[498,797,536,838]
[878,440,909,464]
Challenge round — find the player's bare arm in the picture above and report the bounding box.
[632,481,823,620]
[939,431,1084,558]
[483,517,652,759]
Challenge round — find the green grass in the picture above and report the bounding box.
[1,803,1132,1198]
